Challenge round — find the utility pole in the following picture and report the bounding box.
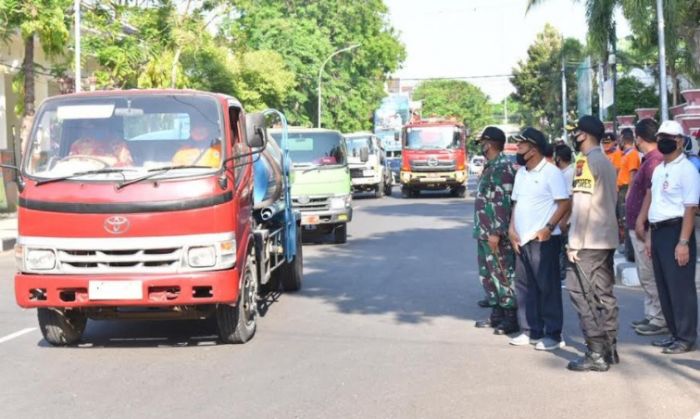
[656,0,668,121]
[561,57,567,140]
[317,44,360,128]
[74,0,81,93]
[610,22,618,135]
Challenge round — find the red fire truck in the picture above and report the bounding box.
[399,119,468,198]
[11,90,302,345]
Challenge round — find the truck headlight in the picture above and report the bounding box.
[188,246,216,268]
[25,249,56,270]
[330,195,351,210]
[401,171,411,183]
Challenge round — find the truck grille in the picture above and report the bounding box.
[350,168,364,178]
[57,247,183,274]
[292,196,330,212]
[410,159,456,172]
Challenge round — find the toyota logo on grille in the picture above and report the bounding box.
[297,195,311,205]
[104,216,130,235]
[427,157,439,167]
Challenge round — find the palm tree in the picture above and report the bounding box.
[0,0,72,143]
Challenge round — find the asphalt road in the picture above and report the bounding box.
[1,187,699,419]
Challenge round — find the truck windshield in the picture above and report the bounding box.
[25,94,224,181]
[345,136,372,158]
[272,132,347,167]
[405,126,461,150]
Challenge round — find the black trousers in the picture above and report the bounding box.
[565,249,618,343]
[651,223,698,345]
[515,236,563,340]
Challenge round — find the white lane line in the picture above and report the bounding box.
[0,327,37,343]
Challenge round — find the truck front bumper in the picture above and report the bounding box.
[299,207,353,227]
[351,175,382,190]
[400,170,467,188]
[15,268,240,309]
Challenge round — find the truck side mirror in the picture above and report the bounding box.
[245,113,267,148]
[360,147,369,163]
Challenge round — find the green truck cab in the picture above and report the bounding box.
[270,128,352,244]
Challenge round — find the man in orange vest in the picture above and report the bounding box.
[602,132,623,173]
[171,119,222,168]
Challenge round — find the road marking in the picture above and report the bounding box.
[0,327,37,344]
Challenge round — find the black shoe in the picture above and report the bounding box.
[630,318,650,328]
[477,299,494,308]
[651,336,675,347]
[567,351,610,372]
[605,339,620,365]
[662,341,694,354]
[475,307,504,329]
[493,309,519,335]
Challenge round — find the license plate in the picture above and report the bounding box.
[89,280,143,300]
[302,215,320,225]
[420,177,443,183]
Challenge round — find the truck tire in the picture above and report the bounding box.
[280,228,303,292]
[384,182,393,197]
[452,186,467,198]
[216,248,257,344]
[401,186,412,198]
[333,223,347,244]
[37,308,87,346]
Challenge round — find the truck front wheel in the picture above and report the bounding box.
[38,308,87,346]
[280,228,303,292]
[216,248,257,344]
[333,223,347,244]
[375,184,384,198]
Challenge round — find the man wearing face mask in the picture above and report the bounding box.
[602,132,622,174]
[642,120,699,354]
[566,115,620,372]
[628,119,667,337]
[508,127,570,350]
[473,127,519,335]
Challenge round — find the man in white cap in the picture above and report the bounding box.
[642,120,699,354]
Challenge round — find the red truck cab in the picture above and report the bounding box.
[13,90,300,345]
[399,119,468,198]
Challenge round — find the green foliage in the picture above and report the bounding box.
[412,80,495,138]
[228,0,406,131]
[615,76,659,116]
[511,24,584,137]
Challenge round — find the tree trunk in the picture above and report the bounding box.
[669,68,678,106]
[20,34,36,154]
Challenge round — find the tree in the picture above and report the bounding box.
[411,80,495,139]
[0,0,72,141]
[615,76,659,116]
[227,0,406,131]
[511,25,584,136]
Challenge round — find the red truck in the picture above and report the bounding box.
[11,89,302,345]
[399,119,468,198]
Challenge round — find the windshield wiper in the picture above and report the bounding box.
[116,165,213,190]
[35,168,130,186]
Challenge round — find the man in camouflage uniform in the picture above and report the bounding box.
[473,126,519,335]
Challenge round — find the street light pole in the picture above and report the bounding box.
[656,0,668,121]
[561,57,567,140]
[317,44,360,128]
[74,0,81,93]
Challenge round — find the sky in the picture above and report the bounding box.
[384,0,631,102]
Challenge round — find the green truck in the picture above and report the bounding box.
[270,128,352,244]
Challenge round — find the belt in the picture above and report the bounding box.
[649,217,682,230]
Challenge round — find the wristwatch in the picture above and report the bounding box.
[678,239,690,246]
[546,223,556,232]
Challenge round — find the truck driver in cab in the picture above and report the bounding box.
[171,118,222,168]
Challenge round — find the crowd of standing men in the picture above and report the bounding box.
[472,115,699,372]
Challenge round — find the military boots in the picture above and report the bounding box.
[567,340,610,372]
[494,309,519,335]
[475,307,504,329]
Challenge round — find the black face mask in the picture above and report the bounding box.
[480,144,490,157]
[516,152,528,166]
[658,138,678,155]
[573,138,583,152]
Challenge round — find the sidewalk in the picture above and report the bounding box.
[0,213,17,252]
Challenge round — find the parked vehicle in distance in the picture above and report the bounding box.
[469,156,486,177]
[270,127,352,244]
[14,90,302,345]
[345,132,393,198]
[399,118,469,198]
[376,129,402,184]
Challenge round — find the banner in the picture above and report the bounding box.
[576,57,593,117]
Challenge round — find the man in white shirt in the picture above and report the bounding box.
[508,128,571,350]
[642,120,700,354]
